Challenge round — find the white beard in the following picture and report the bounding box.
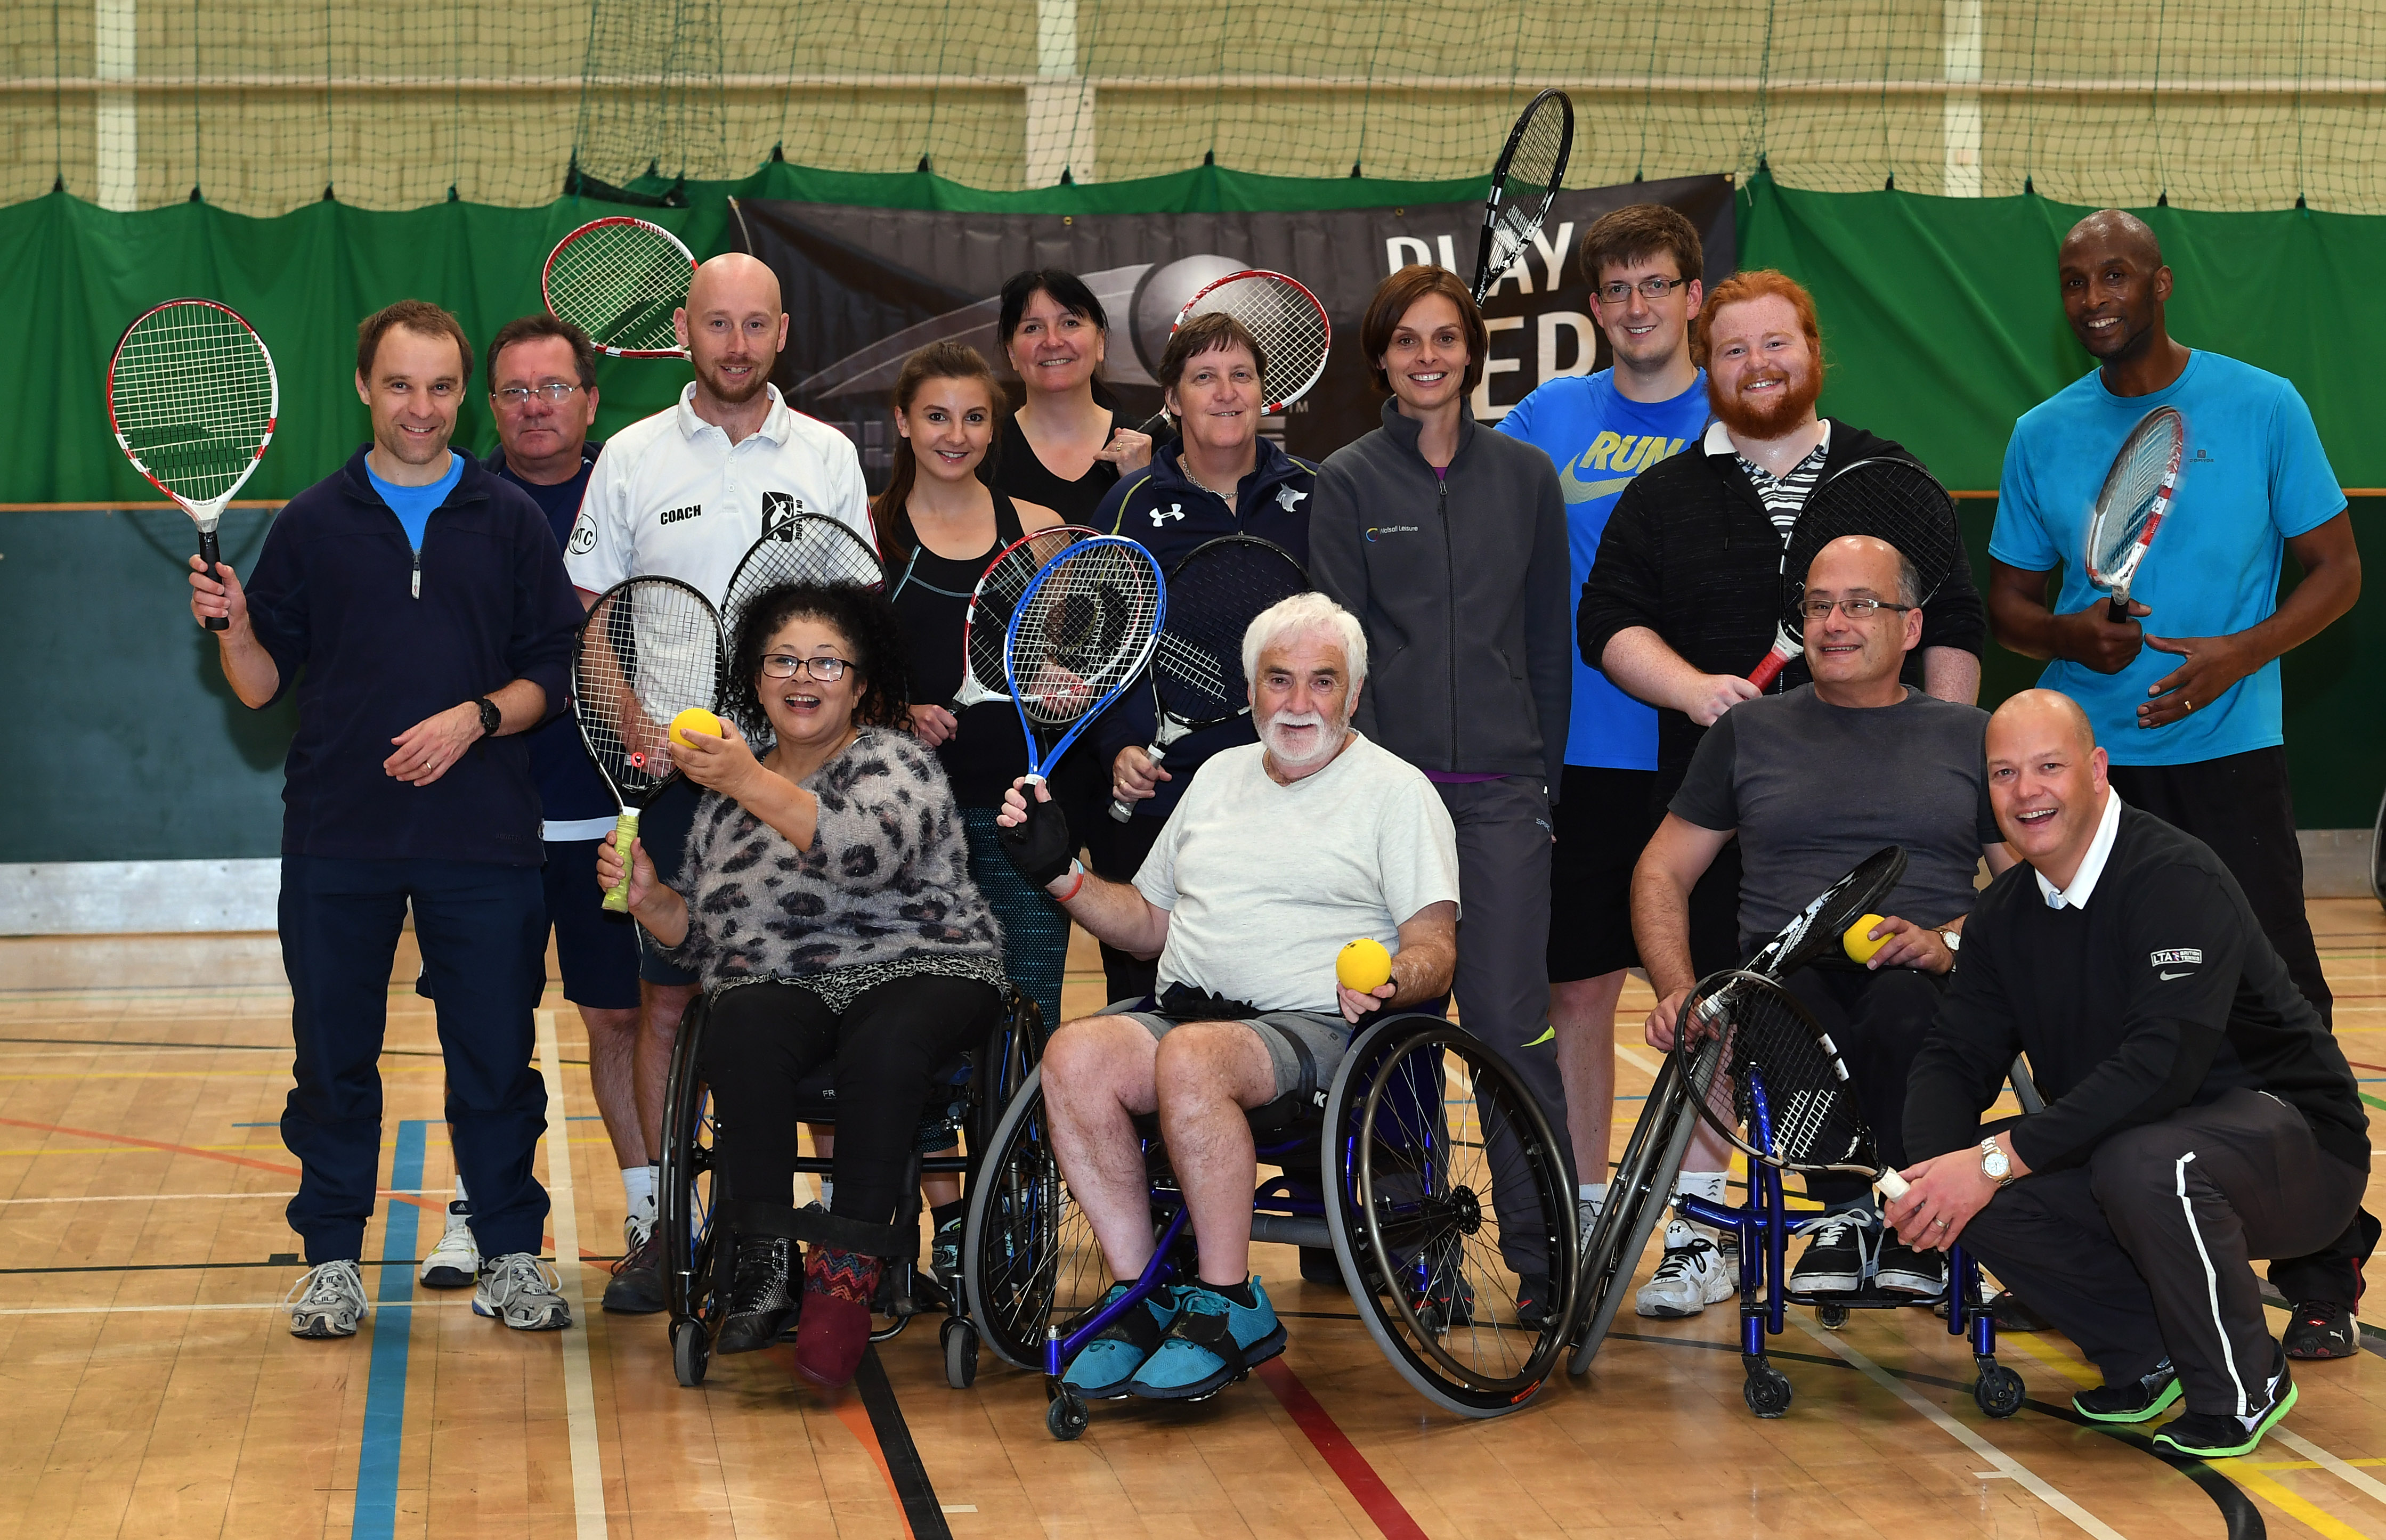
[1260,710,1345,773]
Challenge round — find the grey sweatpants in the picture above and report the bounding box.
[1958,1088,2365,1415]
[1437,776,1575,1275]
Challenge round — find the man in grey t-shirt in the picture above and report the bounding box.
[1636,536,2015,1310]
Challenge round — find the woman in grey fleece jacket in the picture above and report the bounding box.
[599,582,1004,1388]
[1309,265,1577,1308]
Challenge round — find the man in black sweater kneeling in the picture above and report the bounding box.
[1890,689,2367,1459]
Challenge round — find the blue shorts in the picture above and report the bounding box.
[634,778,703,988]
[542,838,642,1009]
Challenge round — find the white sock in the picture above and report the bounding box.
[818,1177,834,1210]
[1673,1170,1727,1242]
[452,1175,470,1211]
[622,1164,656,1227]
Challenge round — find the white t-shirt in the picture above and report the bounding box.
[564,382,874,605]
[1133,734,1462,1013]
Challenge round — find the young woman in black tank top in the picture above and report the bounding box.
[993,268,1154,527]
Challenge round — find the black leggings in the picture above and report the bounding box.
[704,975,1001,1226]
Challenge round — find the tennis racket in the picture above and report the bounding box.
[951,525,1103,713]
[1742,845,1908,980]
[108,298,280,632]
[719,514,888,742]
[575,576,729,912]
[1005,536,1167,785]
[1472,89,1575,306]
[1134,270,1333,436]
[542,217,698,360]
[1108,535,1310,821]
[1748,457,1962,689]
[2084,405,2188,623]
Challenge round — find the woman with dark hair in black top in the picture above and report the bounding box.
[991,269,1154,524]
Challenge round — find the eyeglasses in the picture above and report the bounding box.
[492,382,584,407]
[760,654,854,681]
[1594,276,1691,304]
[1800,597,1915,621]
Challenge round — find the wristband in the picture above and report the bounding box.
[1052,860,1086,903]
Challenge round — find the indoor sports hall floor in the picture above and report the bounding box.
[6,911,2386,1539]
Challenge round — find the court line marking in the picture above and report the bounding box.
[2270,1430,2386,1509]
[1786,1315,2128,1538]
[0,1191,300,1203]
[1253,1357,1432,1540]
[354,1118,424,1540]
[537,1008,611,1540]
[1614,1045,1663,1077]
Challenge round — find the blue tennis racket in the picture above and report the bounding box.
[1004,535,1166,785]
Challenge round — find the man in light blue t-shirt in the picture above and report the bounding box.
[1498,203,1716,1312]
[1987,208,2371,1359]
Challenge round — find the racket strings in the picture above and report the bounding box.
[1010,544,1163,728]
[548,227,692,353]
[962,528,1090,695]
[1489,100,1569,263]
[1153,544,1310,720]
[1183,275,1329,407]
[575,582,725,796]
[2088,417,2185,572]
[1781,461,1961,623]
[1695,981,1867,1169]
[111,307,276,499]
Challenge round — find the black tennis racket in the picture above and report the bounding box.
[542,217,697,360]
[1742,845,1907,979]
[1748,458,1961,689]
[108,298,281,632]
[574,576,729,912]
[1005,536,1166,786]
[951,525,1102,713]
[2084,405,2188,623]
[719,514,886,738]
[1675,969,1913,1205]
[1108,535,1310,821]
[1472,90,1574,306]
[1133,270,1333,437]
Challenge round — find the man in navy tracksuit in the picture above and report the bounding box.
[1090,312,1317,1003]
[186,300,584,1340]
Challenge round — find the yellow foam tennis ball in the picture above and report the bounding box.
[1843,914,1890,965]
[669,707,723,747]
[1336,938,1393,993]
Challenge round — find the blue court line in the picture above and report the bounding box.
[353,1118,425,1540]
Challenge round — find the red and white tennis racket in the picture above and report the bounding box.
[108,298,280,632]
[2084,406,2187,623]
[952,525,1102,712]
[1137,270,1332,435]
[542,217,697,360]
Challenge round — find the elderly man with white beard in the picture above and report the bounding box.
[993,591,1460,1404]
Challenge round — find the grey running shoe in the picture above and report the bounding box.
[474,1253,573,1331]
[286,1259,368,1339]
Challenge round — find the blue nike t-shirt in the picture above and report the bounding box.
[1990,350,2342,766]
[366,451,465,552]
[1499,368,1710,770]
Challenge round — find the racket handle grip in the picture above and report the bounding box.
[1135,407,1168,438]
[1747,645,1791,690]
[603,809,641,914]
[198,527,229,632]
[2106,594,2131,624]
[1875,1170,1910,1202]
[1107,743,1166,823]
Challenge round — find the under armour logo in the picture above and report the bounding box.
[1151,504,1186,526]
[1277,487,1308,512]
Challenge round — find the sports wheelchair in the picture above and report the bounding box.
[656,981,1045,1390]
[956,1003,1579,1439]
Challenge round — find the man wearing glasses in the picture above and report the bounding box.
[1633,534,2012,1305]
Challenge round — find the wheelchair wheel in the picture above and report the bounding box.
[961,1067,1115,1371]
[1566,1034,1717,1374]
[659,997,731,1375]
[1323,1017,1576,1419]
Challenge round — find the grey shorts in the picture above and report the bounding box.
[1124,1009,1352,1111]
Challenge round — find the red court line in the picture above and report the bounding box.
[1255,1357,1433,1540]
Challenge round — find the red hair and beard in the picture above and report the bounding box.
[1707,338,1822,438]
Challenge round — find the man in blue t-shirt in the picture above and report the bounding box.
[1498,203,1712,1295]
[1987,209,2372,1359]
[417,313,655,1313]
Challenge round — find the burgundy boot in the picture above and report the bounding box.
[793,1245,882,1388]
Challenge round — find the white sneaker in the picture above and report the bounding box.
[474,1253,573,1331]
[419,1201,479,1288]
[1578,1194,1603,1242]
[1636,1222,1738,1318]
[286,1259,368,1338]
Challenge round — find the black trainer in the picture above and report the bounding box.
[716,1235,799,1354]
[2282,1300,2359,1360]
[1789,1212,1870,1295]
[602,1225,667,1314]
[1874,1238,1946,1298]
[2072,1357,2181,1423]
[2153,1348,2298,1458]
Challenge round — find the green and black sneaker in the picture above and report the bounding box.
[2072,1357,2182,1424]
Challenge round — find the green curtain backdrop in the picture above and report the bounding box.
[2,167,2377,863]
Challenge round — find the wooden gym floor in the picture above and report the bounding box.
[6,908,2386,1539]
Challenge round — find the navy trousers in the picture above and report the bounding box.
[279,855,551,1264]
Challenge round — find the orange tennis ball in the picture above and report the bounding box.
[1843,914,1890,964]
[669,707,723,747]
[1336,938,1393,993]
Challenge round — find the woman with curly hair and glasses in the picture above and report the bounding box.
[597,580,1005,1388]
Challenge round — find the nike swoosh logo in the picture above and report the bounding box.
[1559,469,1635,506]
[2160,969,2195,980]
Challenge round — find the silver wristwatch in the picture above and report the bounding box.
[1979,1137,2014,1186]
[1936,926,1962,954]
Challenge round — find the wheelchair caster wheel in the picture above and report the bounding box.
[1816,1303,1849,1330]
[670,1319,710,1388]
[1047,1389,1090,1441]
[1974,1363,2025,1419]
[1743,1366,1793,1418]
[943,1317,979,1390]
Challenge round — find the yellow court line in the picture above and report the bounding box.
[2213,1463,2381,1540]
[2253,1460,2386,1472]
